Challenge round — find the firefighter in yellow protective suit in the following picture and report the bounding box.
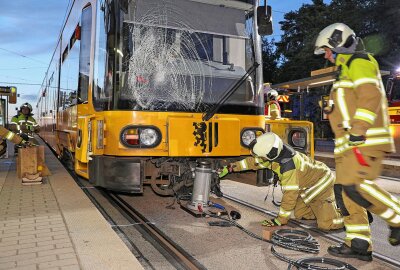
[10,103,40,135]
[9,103,39,153]
[265,89,281,120]
[315,23,400,261]
[220,132,343,231]
[0,126,31,156]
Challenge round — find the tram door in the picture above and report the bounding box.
[0,98,8,158]
[0,99,6,127]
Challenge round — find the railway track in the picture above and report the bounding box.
[101,191,207,270]
[223,194,400,269]
[58,150,400,269]
[74,175,206,270]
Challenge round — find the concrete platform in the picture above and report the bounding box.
[0,141,143,270]
[315,151,400,178]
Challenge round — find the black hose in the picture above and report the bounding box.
[271,229,319,253]
[292,257,358,270]
[207,214,356,269]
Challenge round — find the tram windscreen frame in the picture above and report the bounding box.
[93,0,263,115]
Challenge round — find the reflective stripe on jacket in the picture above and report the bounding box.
[231,152,333,224]
[10,113,40,134]
[0,126,23,144]
[329,53,395,156]
[265,100,281,120]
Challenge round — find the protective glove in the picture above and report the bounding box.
[20,133,29,142]
[348,133,366,146]
[218,166,230,178]
[261,218,282,227]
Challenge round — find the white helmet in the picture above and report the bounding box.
[314,23,358,55]
[267,89,278,100]
[251,132,283,161]
[20,102,33,112]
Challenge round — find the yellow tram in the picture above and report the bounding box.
[37,0,312,195]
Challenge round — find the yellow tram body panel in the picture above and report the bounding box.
[266,118,314,158]
[74,111,265,161]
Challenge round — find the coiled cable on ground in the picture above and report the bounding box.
[290,257,358,270]
[271,228,319,253]
[207,212,356,270]
[271,246,357,270]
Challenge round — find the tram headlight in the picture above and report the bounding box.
[140,128,159,146]
[120,126,161,148]
[241,129,264,148]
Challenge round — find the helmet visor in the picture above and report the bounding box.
[266,147,279,160]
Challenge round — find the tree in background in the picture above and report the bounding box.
[267,0,400,82]
[275,0,330,82]
[368,0,400,71]
[262,38,280,84]
[263,0,400,139]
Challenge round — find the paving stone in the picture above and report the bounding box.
[0,146,143,270]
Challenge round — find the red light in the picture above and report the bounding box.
[125,134,139,145]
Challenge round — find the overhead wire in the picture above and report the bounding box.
[0,66,47,71]
[0,81,77,92]
[0,47,47,64]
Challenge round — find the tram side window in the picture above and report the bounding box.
[59,30,80,109]
[93,2,113,111]
[78,6,92,104]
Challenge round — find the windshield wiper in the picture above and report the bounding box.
[202,62,259,121]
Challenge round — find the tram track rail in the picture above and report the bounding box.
[369,174,400,182]
[60,158,205,270]
[73,176,206,270]
[223,194,400,269]
[100,191,207,270]
[72,177,157,269]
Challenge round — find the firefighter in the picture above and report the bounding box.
[314,22,400,261]
[219,132,344,231]
[0,126,32,156]
[10,102,40,136]
[265,89,281,120]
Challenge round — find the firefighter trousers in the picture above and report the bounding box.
[335,148,400,251]
[294,187,344,231]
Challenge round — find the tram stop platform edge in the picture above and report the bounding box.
[0,140,143,270]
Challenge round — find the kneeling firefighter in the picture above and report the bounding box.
[219,132,343,231]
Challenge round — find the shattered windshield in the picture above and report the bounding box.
[94,0,261,114]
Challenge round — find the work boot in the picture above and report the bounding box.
[367,210,374,224]
[389,226,400,246]
[327,243,372,262]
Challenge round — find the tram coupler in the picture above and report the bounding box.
[181,160,212,217]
